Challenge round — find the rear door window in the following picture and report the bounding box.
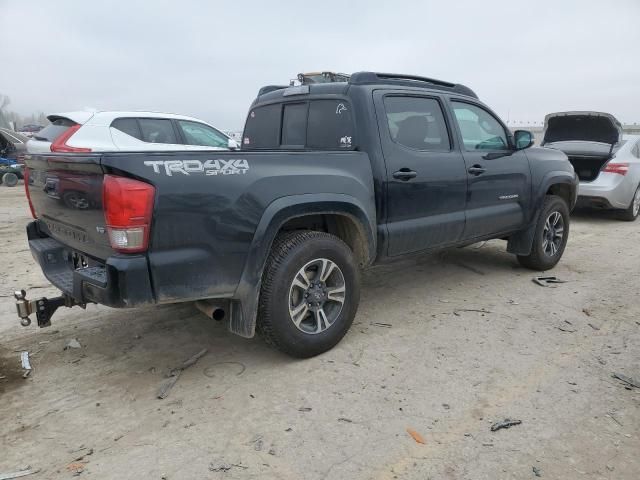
[307,100,355,149]
[243,104,281,149]
[383,96,450,151]
[138,118,178,144]
[281,103,308,147]
[111,118,142,140]
[33,118,76,142]
[177,120,229,148]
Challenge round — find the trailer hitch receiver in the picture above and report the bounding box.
[14,289,83,327]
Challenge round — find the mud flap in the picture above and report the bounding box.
[506,221,537,256]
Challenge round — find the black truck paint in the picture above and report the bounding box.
[22,72,578,354]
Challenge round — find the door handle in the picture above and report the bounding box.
[392,169,417,181]
[468,165,486,176]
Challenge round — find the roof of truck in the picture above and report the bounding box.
[256,71,478,103]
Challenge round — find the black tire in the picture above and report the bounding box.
[257,230,360,358]
[517,195,570,271]
[2,172,18,187]
[617,184,640,222]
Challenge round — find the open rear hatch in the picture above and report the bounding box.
[542,111,623,181]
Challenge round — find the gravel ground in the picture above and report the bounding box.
[1,184,639,479]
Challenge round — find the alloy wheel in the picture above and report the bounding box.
[288,258,346,334]
[542,211,564,256]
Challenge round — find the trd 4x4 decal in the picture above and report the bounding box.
[144,159,249,176]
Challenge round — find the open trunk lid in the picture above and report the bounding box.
[25,153,114,260]
[542,112,623,182]
[542,111,622,146]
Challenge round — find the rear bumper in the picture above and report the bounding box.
[27,221,155,308]
[578,172,634,209]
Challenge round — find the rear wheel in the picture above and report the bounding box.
[517,195,570,271]
[617,184,640,221]
[257,231,360,358]
[1,172,18,187]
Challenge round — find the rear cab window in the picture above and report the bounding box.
[243,98,355,150]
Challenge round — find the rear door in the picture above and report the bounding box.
[449,99,531,239]
[374,91,467,256]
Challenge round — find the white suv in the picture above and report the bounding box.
[27,111,238,154]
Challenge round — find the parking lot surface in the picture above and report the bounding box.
[1,185,639,479]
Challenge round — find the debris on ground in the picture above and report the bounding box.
[587,323,600,331]
[337,417,353,423]
[532,465,542,477]
[406,428,426,444]
[208,463,247,472]
[532,276,566,287]
[298,407,312,412]
[453,308,492,317]
[156,348,208,399]
[73,448,94,462]
[582,308,592,317]
[65,462,85,475]
[490,418,522,432]
[556,326,577,333]
[0,467,40,480]
[20,352,31,370]
[370,322,392,328]
[612,372,640,390]
[64,338,82,350]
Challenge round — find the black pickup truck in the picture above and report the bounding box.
[17,72,577,357]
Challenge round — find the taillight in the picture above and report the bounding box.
[23,167,37,219]
[102,175,155,253]
[603,162,629,176]
[50,124,92,153]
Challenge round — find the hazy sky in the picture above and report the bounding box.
[2,0,639,129]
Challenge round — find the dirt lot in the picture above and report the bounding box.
[1,184,639,480]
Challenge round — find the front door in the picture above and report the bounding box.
[449,100,531,239]
[375,92,468,256]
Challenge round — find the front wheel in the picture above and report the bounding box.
[257,231,360,358]
[617,184,640,221]
[517,195,570,271]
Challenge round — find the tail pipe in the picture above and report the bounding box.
[195,300,226,321]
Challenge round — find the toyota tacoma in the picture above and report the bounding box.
[16,72,577,357]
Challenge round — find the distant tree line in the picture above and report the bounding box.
[0,93,48,130]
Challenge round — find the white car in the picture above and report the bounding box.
[27,111,238,154]
[542,111,640,221]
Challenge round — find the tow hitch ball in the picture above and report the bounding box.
[14,289,82,328]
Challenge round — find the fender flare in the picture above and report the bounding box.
[507,170,578,255]
[228,193,376,338]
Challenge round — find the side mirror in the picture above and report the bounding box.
[228,138,239,150]
[514,130,534,150]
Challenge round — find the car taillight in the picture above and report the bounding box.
[102,175,155,253]
[23,167,37,219]
[603,162,629,176]
[50,124,92,153]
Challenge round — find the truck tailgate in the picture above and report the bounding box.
[25,153,113,260]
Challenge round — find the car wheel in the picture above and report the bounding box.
[617,184,640,222]
[257,230,360,358]
[517,195,570,271]
[2,172,18,187]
